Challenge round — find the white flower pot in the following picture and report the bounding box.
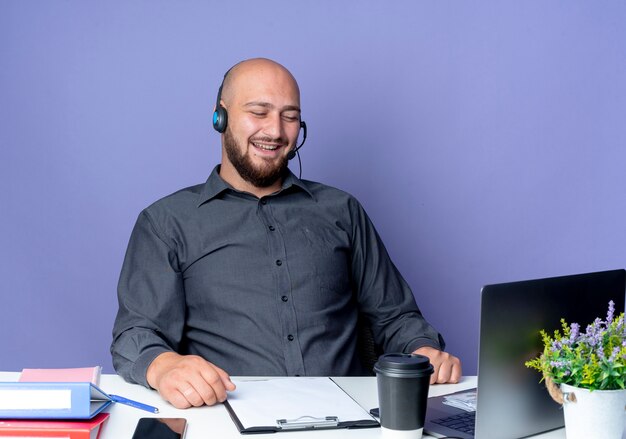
[560,383,626,439]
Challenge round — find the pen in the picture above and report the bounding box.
[109,394,160,414]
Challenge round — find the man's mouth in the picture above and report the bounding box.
[251,141,282,152]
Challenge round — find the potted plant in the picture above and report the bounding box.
[525,300,626,439]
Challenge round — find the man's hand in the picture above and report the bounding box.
[146,352,236,408]
[412,346,462,385]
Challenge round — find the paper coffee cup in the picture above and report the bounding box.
[374,353,434,439]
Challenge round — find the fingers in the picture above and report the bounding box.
[448,357,463,383]
[168,386,204,409]
[430,354,462,384]
[181,373,222,407]
[164,373,222,408]
[212,363,237,391]
[412,346,463,385]
[149,354,235,409]
[197,365,232,403]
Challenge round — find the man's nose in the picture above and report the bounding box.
[262,113,284,139]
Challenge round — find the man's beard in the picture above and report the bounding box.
[223,128,289,188]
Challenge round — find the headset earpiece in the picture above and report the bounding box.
[213,105,228,133]
[213,71,230,134]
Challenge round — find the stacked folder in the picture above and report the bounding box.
[0,367,110,438]
[0,413,109,438]
[0,381,115,419]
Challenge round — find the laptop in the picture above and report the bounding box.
[424,269,626,439]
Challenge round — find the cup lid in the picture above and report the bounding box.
[373,353,434,377]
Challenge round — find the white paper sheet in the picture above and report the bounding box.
[443,390,477,412]
[228,377,375,429]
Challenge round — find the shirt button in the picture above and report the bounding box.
[276,259,282,266]
[269,225,275,231]
[281,296,288,302]
[260,199,267,205]
[287,334,294,341]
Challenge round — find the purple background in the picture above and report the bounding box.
[1,1,625,375]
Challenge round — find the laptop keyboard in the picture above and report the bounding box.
[431,411,476,435]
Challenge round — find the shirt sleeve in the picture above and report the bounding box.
[348,198,446,354]
[110,210,185,388]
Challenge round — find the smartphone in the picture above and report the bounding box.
[131,417,188,439]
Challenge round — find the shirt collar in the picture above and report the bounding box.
[197,165,315,207]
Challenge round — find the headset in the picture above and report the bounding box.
[212,70,230,134]
[212,70,307,162]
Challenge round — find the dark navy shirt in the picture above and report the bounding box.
[111,166,444,387]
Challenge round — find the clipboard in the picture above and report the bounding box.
[223,377,379,434]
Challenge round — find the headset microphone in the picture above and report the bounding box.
[287,121,307,160]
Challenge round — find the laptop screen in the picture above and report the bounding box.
[474,269,626,438]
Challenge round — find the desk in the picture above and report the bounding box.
[0,372,565,438]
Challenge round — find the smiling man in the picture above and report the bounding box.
[111,58,461,409]
[218,59,301,196]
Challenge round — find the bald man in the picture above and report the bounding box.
[111,58,461,409]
